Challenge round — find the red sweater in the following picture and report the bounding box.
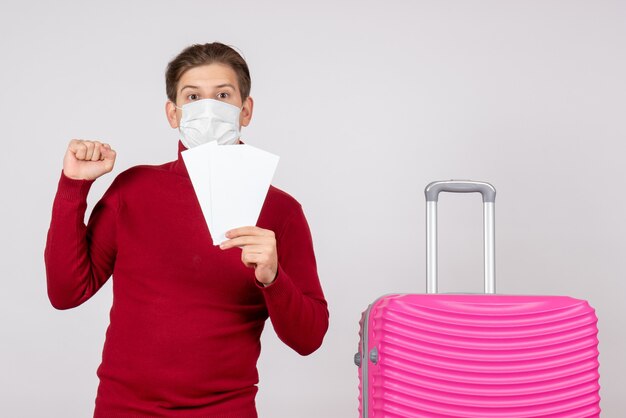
[44,141,329,418]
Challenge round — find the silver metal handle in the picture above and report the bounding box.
[425,180,496,203]
[425,180,496,294]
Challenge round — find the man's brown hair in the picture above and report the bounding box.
[165,42,251,103]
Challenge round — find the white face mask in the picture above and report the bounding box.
[176,98,242,148]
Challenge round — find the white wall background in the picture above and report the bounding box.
[1,0,624,416]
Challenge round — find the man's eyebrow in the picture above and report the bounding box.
[179,84,236,93]
[179,85,199,92]
[215,83,236,90]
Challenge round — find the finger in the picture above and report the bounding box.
[220,236,268,249]
[225,226,258,238]
[102,148,116,171]
[241,244,267,255]
[102,144,116,159]
[73,142,87,160]
[91,143,103,161]
[68,139,82,150]
[220,237,249,249]
[241,251,262,268]
[84,141,96,161]
[240,248,278,286]
[241,250,253,267]
[242,246,274,265]
[226,226,274,239]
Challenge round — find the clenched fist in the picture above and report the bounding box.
[63,139,116,180]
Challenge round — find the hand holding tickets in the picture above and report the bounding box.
[63,139,116,180]
[220,226,278,286]
[182,141,280,246]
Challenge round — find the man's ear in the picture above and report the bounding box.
[166,100,179,128]
[240,96,254,128]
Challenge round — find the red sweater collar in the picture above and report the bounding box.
[172,140,189,176]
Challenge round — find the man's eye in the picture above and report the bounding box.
[217,92,229,99]
[187,94,199,100]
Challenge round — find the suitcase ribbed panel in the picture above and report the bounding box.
[360,294,600,418]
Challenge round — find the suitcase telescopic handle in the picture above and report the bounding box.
[425,180,496,294]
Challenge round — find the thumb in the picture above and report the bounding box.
[101,144,116,161]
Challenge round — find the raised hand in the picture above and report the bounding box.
[63,139,116,180]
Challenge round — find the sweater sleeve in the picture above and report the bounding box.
[258,204,329,356]
[44,170,119,310]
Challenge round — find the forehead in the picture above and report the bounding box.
[178,63,240,91]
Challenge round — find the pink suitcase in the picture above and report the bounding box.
[355,181,601,417]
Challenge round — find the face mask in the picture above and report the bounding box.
[175,98,242,148]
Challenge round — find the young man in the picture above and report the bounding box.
[45,43,329,418]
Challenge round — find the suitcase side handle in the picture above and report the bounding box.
[425,180,496,294]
